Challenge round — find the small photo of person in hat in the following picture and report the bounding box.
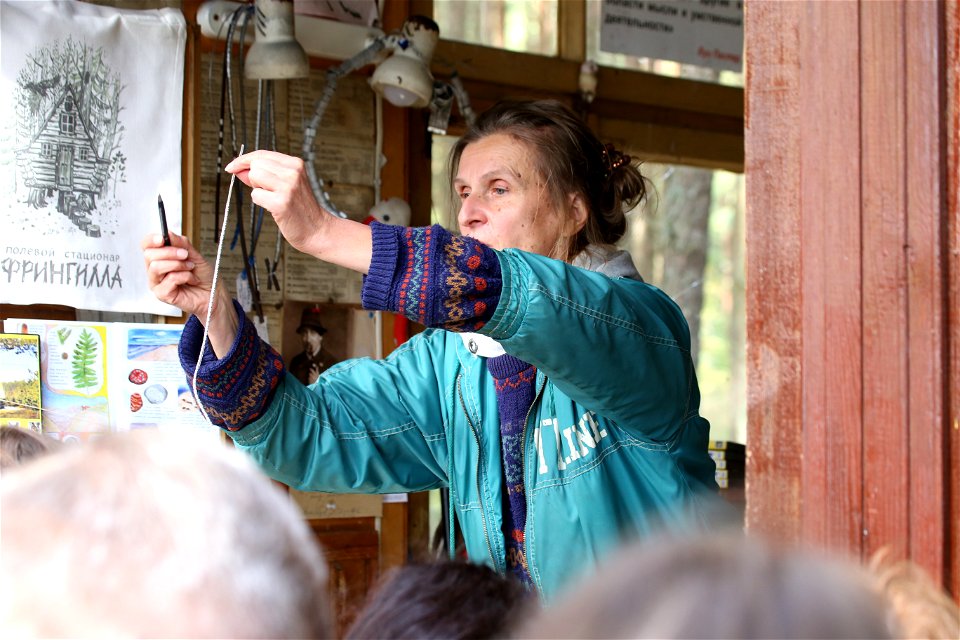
[289,306,339,386]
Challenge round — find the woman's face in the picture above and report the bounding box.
[454,133,566,256]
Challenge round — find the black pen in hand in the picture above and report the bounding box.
[158,194,171,246]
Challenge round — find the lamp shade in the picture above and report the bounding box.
[370,16,438,109]
[371,54,433,107]
[245,0,309,80]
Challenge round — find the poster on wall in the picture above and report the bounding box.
[600,0,743,72]
[0,332,42,433]
[2,318,220,445]
[0,1,185,315]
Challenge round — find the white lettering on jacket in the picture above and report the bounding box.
[533,411,608,475]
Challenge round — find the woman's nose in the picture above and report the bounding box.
[458,193,485,223]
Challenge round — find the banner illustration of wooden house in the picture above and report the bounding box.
[14,38,124,239]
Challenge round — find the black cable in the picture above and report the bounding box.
[212,6,245,243]
[224,4,263,322]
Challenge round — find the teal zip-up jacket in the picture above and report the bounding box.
[180,224,717,602]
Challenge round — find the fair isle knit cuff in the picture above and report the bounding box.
[361,222,502,332]
[179,299,285,431]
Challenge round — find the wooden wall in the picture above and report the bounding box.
[745,0,958,598]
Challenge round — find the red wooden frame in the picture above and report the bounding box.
[746,0,957,598]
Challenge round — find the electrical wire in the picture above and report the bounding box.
[302,37,387,217]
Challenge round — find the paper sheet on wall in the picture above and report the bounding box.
[3,318,220,445]
[0,1,185,315]
[0,332,42,432]
[600,0,743,72]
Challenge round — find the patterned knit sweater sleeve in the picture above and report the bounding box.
[180,224,500,431]
[361,222,502,332]
[178,299,285,431]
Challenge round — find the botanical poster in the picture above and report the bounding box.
[3,318,220,445]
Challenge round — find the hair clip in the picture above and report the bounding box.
[601,143,631,179]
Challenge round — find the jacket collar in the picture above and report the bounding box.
[460,244,643,358]
[571,244,644,281]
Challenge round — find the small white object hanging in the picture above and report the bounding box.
[236,272,253,312]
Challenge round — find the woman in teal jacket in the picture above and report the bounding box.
[143,100,717,602]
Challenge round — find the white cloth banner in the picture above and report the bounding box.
[0,1,185,315]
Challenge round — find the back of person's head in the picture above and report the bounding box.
[516,533,895,639]
[1,430,332,639]
[345,560,534,639]
[0,425,59,470]
[868,548,960,639]
[449,99,648,261]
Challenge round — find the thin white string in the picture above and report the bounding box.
[192,145,244,426]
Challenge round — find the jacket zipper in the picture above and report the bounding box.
[521,372,548,591]
[456,375,497,570]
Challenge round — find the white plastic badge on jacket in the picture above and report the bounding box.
[460,332,505,358]
[0,1,186,316]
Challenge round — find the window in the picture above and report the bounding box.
[78,147,89,161]
[41,142,56,157]
[620,162,746,443]
[433,0,558,56]
[430,134,458,229]
[59,112,76,135]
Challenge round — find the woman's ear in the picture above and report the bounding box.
[564,193,589,238]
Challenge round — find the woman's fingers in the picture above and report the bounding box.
[141,229,207,311]
[225,149,304,174]
[248,187,294,217]
[146,256,195,283]
[142,243,189,262]
[140,233,164,251]
[228,154,305,195]
[247,163,297,193]
[152,268,194,297]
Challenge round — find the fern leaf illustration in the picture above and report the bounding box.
[56,327,72,344]
[71,329,99,389]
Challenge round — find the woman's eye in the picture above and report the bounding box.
[458,191,470,200]
[492,187,507,196]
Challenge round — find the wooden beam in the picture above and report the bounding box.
[557,0,586,62]
[182,0,201,327]
[430,40,743,118]
[798,0,863,556]
[860,0,909,563]
[904,0,948,585]
[598,117,743,172]
[375,0,413,573]
[947,0,960,602]
[744,0,804,542]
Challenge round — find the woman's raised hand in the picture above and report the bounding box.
[225,150,374,275]
[141,231,238,358]
[225,150,330,256]
[141,231,222,319]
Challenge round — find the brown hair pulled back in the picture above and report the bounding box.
[449,99,648,261]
